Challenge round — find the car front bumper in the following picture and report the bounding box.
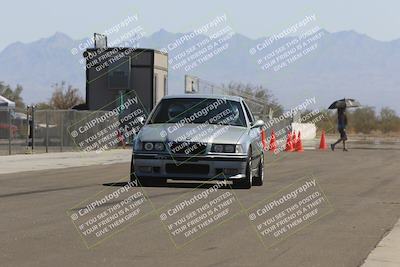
[132,153,248,180]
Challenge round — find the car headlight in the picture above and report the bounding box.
[144,142,154,151]
[224,145,235,153]
[213,144,224,153]
[211,144,236,153]
[154,142,164,151]
[143,142,165,151]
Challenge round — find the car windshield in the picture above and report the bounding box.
[149,98,247,127]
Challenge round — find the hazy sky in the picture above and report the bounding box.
[1,0,399,51]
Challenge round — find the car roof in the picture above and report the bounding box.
[161,94,243,102]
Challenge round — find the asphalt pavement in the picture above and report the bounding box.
[1,149,400,267]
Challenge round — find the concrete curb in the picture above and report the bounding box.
[362,219,400,266]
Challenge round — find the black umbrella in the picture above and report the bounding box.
[328,98,361,109]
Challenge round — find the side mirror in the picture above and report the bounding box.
[251,120,265,128]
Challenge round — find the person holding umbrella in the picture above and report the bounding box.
[328,98,361,152]
[331,107,348,151]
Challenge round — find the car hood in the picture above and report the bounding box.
[138,123,247,144]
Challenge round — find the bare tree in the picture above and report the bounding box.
[222,82,283,116]
[379,107,400,133]
[49,81,83,109]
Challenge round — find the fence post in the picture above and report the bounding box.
[25,106,29,152]
[45,110,49,153]
[60,112,63,152]
[32,106,35,153]
[8,109,12,155]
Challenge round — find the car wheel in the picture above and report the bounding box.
[234,148,252,189]
[252,153,264,186]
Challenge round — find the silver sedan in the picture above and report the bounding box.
[130,94,265,189]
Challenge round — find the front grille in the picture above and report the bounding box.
[166,164,209,174]
[166,142,207,155]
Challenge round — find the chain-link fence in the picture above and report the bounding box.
[0,109,125,155]
[0,83,294,156]
[0,109,28,155]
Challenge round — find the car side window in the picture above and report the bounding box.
[242,102,254,124]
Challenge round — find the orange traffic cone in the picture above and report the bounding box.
[291,131,297,152]
[269,129,277,153]
[296,131,304,152]
[285,132,294,152]
[261,128,267,151]
[319,130,328,150]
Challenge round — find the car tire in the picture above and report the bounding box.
[252,153,264,186]
[233,148,252,189]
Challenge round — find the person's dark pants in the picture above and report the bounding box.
[332,127,348,150]
[339,128,347,141]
